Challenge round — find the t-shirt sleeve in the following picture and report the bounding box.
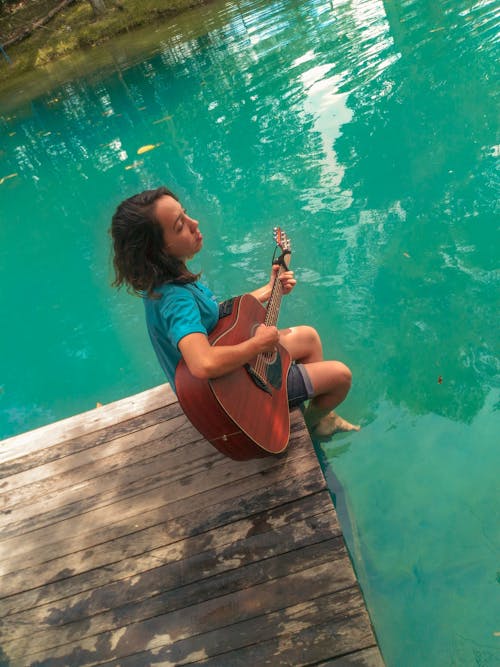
[160,288,208,350]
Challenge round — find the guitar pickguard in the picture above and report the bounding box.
[245,365,271,394]
[264,353,283,389]
[245,350,283,393]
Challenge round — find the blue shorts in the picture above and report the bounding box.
[287,363,314,408]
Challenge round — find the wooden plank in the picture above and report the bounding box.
[0,431,219,542]
[0,412,307,548]
[0,400,183,480]
[95,586,370,666]
[0,455,323,590]
[3,536,342,646]
[0,386,383,666]
[191,611,377,666]
[2,491,340,615]
[316,647,385,666]
[0,413,192,513]
[0,407,310,524]
[12,552,359,663]
[1,497,341,642]
[0,402,185,497]
[0,424,221,527]
[0,383,175,464]
[0,409,309,534]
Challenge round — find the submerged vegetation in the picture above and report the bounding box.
[0,0,208,88]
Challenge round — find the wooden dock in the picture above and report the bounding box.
[0,384,383,666]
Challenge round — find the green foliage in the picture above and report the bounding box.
[0,0,58,33]
[0,0,207,84]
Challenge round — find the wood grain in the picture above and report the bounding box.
[0,384,384,667]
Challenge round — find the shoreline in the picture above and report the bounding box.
[0,0,216,108]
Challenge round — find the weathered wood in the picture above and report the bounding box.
[0,440,319,574]
[14,557,359,664]
[0,491,338,623]
[0,385,383,667]
[98,587,368,666]
[317,647,386,666]
[0,402,185,498]
[0,384,175,464]
[5,530,355,660]
[192,611,377,666]
[0,408,309,522]
[0,459,321,594]
[0,400,183,480]
[0,414,307,544]
[0,465,325,620]
[0,414,192,514]
[0,507,340,640]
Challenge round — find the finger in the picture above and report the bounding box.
[282,279,296,291]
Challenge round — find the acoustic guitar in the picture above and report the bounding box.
[175,228,292,460]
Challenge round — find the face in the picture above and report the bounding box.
[154,195,203,261]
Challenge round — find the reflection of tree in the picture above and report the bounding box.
[333,0,499,422]
[338,0,497,210]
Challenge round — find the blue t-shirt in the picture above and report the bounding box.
[144,281,219,392]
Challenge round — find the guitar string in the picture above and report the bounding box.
[257,259,289,375]
[256,267,282,375]
[254,263,286,378]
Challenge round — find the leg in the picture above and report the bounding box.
[280,325,359,436]
[279,325,323,363]
[302,361,360,436]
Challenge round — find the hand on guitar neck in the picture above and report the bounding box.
[249,264,296,304]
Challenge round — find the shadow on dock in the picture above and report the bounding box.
[0,384,383,666]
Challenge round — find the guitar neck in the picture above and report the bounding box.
[264,264,286,327]
[263,227,292,328]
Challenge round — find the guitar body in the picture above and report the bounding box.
[175,293,292,460]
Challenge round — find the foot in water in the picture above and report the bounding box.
[311,411,361,437]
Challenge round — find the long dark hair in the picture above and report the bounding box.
[110,186,199,297]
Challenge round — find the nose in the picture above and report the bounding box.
[187,215,198,231]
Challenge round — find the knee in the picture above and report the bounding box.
[300,325,321,348]
[336,362,352,390]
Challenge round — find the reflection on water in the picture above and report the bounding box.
[0,0,499,665]
[299,63,353,212]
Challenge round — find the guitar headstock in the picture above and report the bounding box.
[273,227,292,269]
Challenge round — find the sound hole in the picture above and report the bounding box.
[261,349,278,365]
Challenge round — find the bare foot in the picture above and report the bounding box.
[312,411,360,437]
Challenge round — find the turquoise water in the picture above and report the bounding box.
[1,0,499,664]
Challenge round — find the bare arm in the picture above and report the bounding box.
[178,325,279,380]
[179,267,296,380]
